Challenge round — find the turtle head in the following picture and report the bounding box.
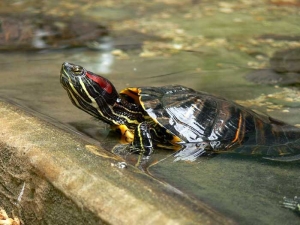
[60,62,120,124]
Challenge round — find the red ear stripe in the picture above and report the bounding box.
[86,71,113,94]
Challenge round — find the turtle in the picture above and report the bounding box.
[60,62,300,161]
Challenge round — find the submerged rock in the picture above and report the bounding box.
[0,14,109,51]
[246,47,300,86]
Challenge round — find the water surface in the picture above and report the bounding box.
[1,0,300,224]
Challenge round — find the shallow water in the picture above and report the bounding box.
[1,0,300,224]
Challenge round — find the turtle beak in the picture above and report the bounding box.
[60,62,69,88]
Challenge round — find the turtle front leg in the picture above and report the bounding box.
[132,122,153,156]
[111,124,134,143]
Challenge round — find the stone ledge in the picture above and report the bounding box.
[0,100,235,225]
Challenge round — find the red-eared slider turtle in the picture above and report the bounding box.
[60,62,300,161]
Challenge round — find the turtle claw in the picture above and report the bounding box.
[281,196,300,213]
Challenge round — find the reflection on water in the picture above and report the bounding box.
[1,0,300,224]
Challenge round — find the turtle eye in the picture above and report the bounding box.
[72,65,84,75]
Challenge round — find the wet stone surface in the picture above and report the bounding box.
[0,101,233,224]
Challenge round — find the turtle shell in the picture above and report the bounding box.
[61,61,300,160]
[121,85,260,145]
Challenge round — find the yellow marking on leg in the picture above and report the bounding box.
[166,129,182,144]
[136,123,145,153]
[111,125,134,143]
[170,135,182,144]
[134,123,148,167]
